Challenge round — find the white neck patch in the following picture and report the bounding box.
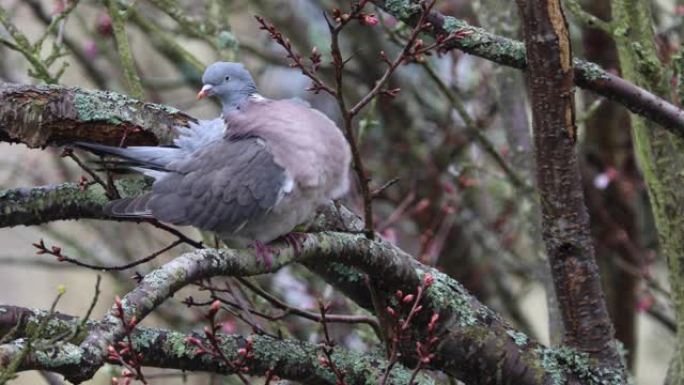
[250,94,267,102]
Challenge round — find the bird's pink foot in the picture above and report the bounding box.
[251,240,278,269]
[281,232,308,255]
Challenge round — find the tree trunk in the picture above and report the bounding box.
[610,0,684,382]
[515,0,626,380]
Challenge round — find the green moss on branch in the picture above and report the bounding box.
[0,305,427,385]
[0,178,150,228]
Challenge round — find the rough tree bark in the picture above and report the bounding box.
[0,84,625,385]
[0,83,191,148]
[0,306,426,385]
[515,0,626,381]
[609,0,684,383]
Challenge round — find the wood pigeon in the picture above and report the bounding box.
[78,62,351,250]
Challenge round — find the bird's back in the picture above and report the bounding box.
[226,98,351,201]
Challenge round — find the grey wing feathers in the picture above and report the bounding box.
[111,137,288,234]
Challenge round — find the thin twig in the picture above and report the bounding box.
[372,178,399,198]
[62,149,119,199]
[33,238,182,271]
[236,277,381,336]
[318,301,348,385]
[147,219,204,249]
[563,0,612,33]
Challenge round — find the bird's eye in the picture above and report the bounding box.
[224,75,230,81]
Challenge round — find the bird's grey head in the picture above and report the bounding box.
[197,62,258,112]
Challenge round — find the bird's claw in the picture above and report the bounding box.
[251,240,278,269]
[281,232,307,255]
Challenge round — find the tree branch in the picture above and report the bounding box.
[0,306,426,385]
[38,229,610,385]
[371,0,684,136]
[0,179,149,229]
[0,83,192,148]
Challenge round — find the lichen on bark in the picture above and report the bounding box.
[0,83,192,148]
[611,0,684,383]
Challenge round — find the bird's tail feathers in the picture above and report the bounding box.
[105,195,154,218]
[73,142,179,170]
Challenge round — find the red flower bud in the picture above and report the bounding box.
[360,14,379,26]
[413,199,431,214]
[423,274,435,287]
[428,312,440,332]
[96,13,113,36]
[185,336,201,345]
[209,299,221,315]
[386,306,397,318]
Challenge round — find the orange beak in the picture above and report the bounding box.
[197,84,213,100]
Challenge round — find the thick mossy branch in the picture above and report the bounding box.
[372,0,684,136]
[0,83,193,148]
[0,306,426,385]
[0,179,150,228]
[57,230,607,385]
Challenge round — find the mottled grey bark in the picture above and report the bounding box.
[0,179,150,228]
[0,306,426,385]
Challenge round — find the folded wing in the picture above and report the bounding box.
[75,120,288,234]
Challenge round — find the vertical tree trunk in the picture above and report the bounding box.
[515,0,626,379]
[610,0,684,382]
